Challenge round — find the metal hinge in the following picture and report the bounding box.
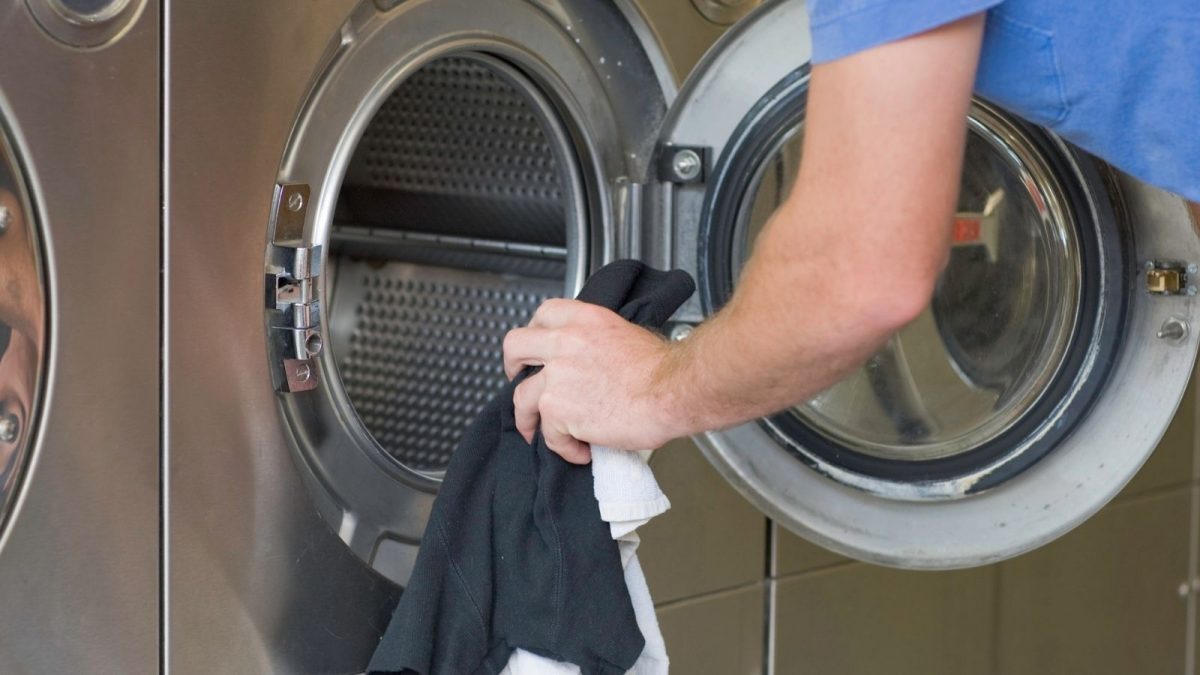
[266,183,324,393]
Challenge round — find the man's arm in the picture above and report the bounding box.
[502,14,986,463]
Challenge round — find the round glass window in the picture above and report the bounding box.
[729,103,1088,467]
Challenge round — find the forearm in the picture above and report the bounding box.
[650,14,985,438]
[653,188,944,436]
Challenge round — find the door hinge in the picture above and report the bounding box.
[266,183,324,393]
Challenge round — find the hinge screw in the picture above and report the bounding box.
[672,149,702,181]
[1158,317,1189,342]
[0,414,18,443]
[0,206,10,236]
[286,192,305,213]
[294,363,312,383]
[670,323,695,341]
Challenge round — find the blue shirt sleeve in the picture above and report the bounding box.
[808,0,1004,63]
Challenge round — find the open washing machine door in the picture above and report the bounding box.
[654,0,1200,569]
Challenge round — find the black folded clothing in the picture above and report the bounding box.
[366,260,695,675]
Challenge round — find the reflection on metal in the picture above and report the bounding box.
[0,130,45,542]
[0,414,17,444]
[691,0,762,25]
[24,0,145,47]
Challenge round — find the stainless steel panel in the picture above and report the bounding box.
[165,1,395,673]
[0,0,159,672]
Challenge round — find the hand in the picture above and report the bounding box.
[502,299,681,464]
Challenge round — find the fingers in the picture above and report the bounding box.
[512,373,545,444]
[542,424,592,465]
[502,327,554,380]
[528,298,584,329]
[512,371,590,463]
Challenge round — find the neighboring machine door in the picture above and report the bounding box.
[166,0,674,671]
[656,0,1200,569]
[0,0,159,672]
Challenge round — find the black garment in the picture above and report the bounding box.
[367,260,696,675]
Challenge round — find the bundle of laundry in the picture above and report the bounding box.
[367,260,695,675]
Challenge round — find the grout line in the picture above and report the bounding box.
[991,560,1003,675]
[769,559,860,583]
[1184,375,1200,675]
[653,579,766,612]
[763,521,776,675]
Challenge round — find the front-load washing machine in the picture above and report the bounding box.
[0,0,159,672]
[165,0,1200,671]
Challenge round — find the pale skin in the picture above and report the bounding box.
[502,13,1185,464]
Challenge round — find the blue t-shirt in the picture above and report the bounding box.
[807,0,1200,201]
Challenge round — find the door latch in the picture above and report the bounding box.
[266,183,323,393]
[1144,260,1197,296]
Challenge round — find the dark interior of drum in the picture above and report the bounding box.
[326,55,574,473]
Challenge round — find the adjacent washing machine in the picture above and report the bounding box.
[165,0,1200,671]
[0,0,159,673]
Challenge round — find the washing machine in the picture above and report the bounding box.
[164,0,1200,671]
[0,0,159,673]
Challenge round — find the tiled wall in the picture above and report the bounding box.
[640,372,1200,675]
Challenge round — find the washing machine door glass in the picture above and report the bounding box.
[735,113,1082,464]
[661,0,1200,568]
[0,126,46,537]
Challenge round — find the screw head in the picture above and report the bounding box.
[672,150,702,181]
[0,414,18,444]
[1189,264,1199,275]
[670,323,694,342]
[294,363,312,382]
[286,191,305,213]
[304,332,323,357]
[0,206,10,236]
[1144,261,1156,271]
[1158,317,1189,342]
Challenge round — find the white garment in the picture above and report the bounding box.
[501,447,670,675]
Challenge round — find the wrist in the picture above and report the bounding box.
[647,338,705,443]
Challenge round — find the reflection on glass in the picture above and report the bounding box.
[734,114,1081,461]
